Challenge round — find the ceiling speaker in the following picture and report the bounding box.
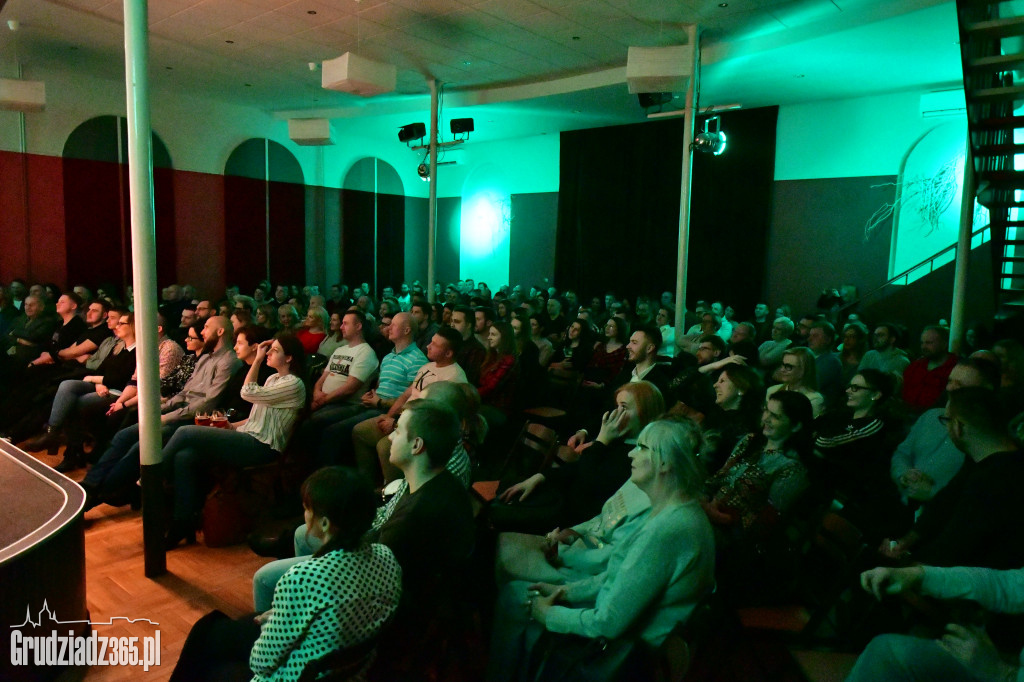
[626,45,693,95]
[288,118,334,146]
[321,52,396,97]
[0,78,45,112]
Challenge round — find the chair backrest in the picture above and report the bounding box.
[299,634,379,682]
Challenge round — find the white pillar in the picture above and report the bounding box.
[122,0,164,575]
[426,79,439,303]
[674,25,699,338]
[949,139,974,354]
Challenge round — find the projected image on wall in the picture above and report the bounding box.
[887,120,989,283]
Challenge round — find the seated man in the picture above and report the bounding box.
[610,325,671,399]
[890,358,998,504]
[313,312,425,468]
[294,310,378,456]
[0,294,55,382]
[352,326,465,483]
[253,397,474,614]
[451,305,486,385]
[858,323,910,378]
[807,321,844,408]
[80,316,239,509]
[883,387,1024,570]
[410,300,439,353]
[848,563,1024,682]
[902,325,958,413]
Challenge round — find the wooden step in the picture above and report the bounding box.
[972,114,1024,129]
[978,170,1024,186]
[964,16,1024,39]
[967,52,1024,72]
[1001,256,1024,262]
[968,85,1024,103]
[974,142,1024,155]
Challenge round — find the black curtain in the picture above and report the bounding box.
[555,107,778,313]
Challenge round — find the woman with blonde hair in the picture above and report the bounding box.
[767,346,825,417]
[488,417,714,681]
[296,306,329,354]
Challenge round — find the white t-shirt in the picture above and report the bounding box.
[322,342,378,400]
[409,361,467,400]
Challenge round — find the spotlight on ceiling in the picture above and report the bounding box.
[450,117,474,139]
[417,163,430,182]
[693,116,727,156]
[398,122,425,144]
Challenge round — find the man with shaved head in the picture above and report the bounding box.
[0,294,56,383]
[312,311,427,468]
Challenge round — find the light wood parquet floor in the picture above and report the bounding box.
[25,450,273,682]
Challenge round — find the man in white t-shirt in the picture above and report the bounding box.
[352,326,467,483]
[295,310,379,457]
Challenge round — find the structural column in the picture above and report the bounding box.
[949,139,974,354]
[122,0,165,576]
[674,25,699,338]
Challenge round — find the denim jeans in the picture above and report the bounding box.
[49,380,109,428]
[845,634,978,682]
[83,419,187,501]
[251,525,322,612]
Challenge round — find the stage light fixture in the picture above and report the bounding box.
[693,116,727,156]
[398,122,425,143]
[417,163,430,181]
[450,118,474,136]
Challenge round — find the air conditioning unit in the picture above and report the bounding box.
[289,118,334,146]
[626,46,692,95]
[321,52,396,97]
[0,78,45,112]
[920,89,966,118]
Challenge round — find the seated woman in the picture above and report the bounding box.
[548,318,594,380]
[700,363,765,474]
[254,303,279,331]
[487,418,714,682]
[295,306,328,355]
[582,317,629,390]
[839,321,870,387]
[277,304,300,332]
[811,368,907,541]
[766,346,826,417]
[163,333,306,548]
[171,467,401,682]
[494,381,664,533]
[316,311,345,359]
[703,390,813,603]
[161,321,204,398]
[478,321,519,421]
[758,316,794,373]
[22,312,137,464]
[529,313,555,367]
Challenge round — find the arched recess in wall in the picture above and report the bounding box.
[224,139,305,291]
[62,116,175,292]
[341,157,405,294]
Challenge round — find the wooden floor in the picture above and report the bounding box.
[26,450,272,682]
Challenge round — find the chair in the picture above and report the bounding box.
[471,421,559,504]
[299,635,380,682]
[735,510,868,644]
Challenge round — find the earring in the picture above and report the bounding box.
[321,518,329,532]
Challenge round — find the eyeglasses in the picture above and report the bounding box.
[187,335,201,341]
[116,321,129,327]
[938,415,952,426]
[780,363,796,371]
[847,384,872,392]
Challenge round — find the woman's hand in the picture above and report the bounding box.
[498,473,545,503]
[95,384,110,397]
[529,585,567,626]
[106,401,124,416]
[253,609,274,626]
[254,340,272,363]
[938,624,1016,681]
[859,566,924,601]
[878,537,911,560]
[543,528,579,562]
[596,405,631,444]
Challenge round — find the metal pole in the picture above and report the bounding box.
[949,139,975,354]
[122,0,165,577]
[674,25,699,339]
[426,79,439,304]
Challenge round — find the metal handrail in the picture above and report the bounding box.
[837,224,991,314]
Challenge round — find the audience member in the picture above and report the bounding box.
[902,325,958,413]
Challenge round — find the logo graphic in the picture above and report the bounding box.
[10,601,161,670]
